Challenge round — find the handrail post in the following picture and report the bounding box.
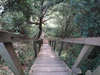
[38,40,41,51]
[72,45,95,75]
[33,40,37,58]
[0,43,25,75]
[52,41,54,47]
[53,41,56,51]
[50,41,51,45]
[38,39,43,51]
[51,41,53,47]
[58,42,63,56]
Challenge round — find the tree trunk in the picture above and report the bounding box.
[38,0,44,38]
[38,17,43,38]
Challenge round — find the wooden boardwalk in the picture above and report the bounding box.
[29,38,71,75]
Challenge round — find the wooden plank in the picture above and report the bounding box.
[85,70,92,75]
[53,41,56,51]
[30,67,69,72]
[58,42,63,56]
[34,61,64,64]
[0,43,25,75]
[72,45,95,75]
[32,64,66,67]
[38,39,43,51]
[60,37,100,46]
[29,38,71,75]
[49,41,51,45]
[50,41,53,46]
[0,30,35,42]
[93,66,100,75]
[33,41,37,58]
[35,58,61,61]
[29,72,72,75]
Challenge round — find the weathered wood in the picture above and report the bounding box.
[58,42,63,56]
[29,38,71,75]
[52,41,54,47]
[49,41,51,45]
[72,45,95,75]
[60,37,100,46]
[0,43,25,75]
[93,66,100,75]
[51,41,53,46]
[29,72,72,75]
[38,39,43,51]
[34,41,37,58]
[30,67,69,72]
[85,70,92,75]
[0,30,35,42]
[53,41,56,51]
[38,41,41,51]
[32,64,66,67]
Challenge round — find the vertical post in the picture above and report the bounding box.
[38,39,43,51]
[38,40,41,52]
[58,42,63,56]
[51,41,53,46]
[0,43,25,75]
[53,41,55,50]
[33,41,37,58]
[50,41,52,46]
[52,41,54,47]
[49,40,51,45]
[72,45,95,75]
[53,41,56,51]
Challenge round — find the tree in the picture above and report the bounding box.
[51,3,76,38]
[1,0,65,38]
[70,0,100,37]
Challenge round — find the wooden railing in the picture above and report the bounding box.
[49,37,100,75]
[0,30,100,75]
[0,31,42,75]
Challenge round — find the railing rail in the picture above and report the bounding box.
[49,37,100,75]
[0,31,99,75]
[49,37,100,46]
[0,31,42,75]
[0,30,36,42]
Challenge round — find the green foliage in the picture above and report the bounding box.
[70,0,100,37]
[3,0,33,19]
[0,11,39,37]
[50,0,100,74]
[60,44,83,68]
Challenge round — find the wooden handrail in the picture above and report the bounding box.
[0,31,36,42]
[49,37,100,75]
[0,31,42,75]
[0,43,25,75]
[49,37,100,46]
[0,31,99,75]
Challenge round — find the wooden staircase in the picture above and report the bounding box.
[0,31,100,75]
[29,38,72,75]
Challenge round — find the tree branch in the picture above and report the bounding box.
[27,17,52,25]
[43,17,52,23]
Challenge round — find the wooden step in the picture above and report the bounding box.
[29,72,72,75]
[29,38,71,75]
[32,64,66,67]
[30,67,69,72]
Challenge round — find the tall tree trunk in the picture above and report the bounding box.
[38,0,44,38]
[38,17,43,38]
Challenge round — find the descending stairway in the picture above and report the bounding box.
[29,38,72,75]
[1,31,99,75]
